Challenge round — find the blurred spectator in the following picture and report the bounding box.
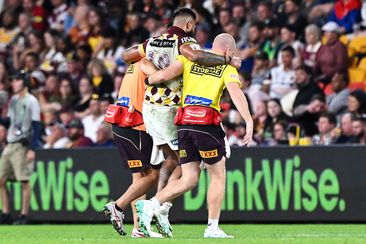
[8,13,32,60]
[335,112,358,143]
[327,72,350,117]
[144,13,163,38]
[253,100,268,142]
[261,18,281,66]
[43,121,70,149]
[195,23,212,49]
[59,77,78,108]
[228,122,248,147]
[328,0,362,34]
[87,8,106,53]
[81,95,104,143]
[94,122,114,147]
[74,76,93,118]
[38,74,61,112]
[215,8,232,35]
[256,1,273,22]
[315,22,348,85]
[224,22,246,48]
[348,89,366,116]
[0,9,19,54]
[232,3,250,43]
[0,123,7,155]
[48,0,68,31]
[0,63,9,114]
[301,24,321,68]
[68,4,90,45]
[293,64,324,117]
[313,112,337,145]
[99,93,114,114]
[272,120,289,145]
[351,116,366,144]
[41,29,65,73]
[267,46,296,99]
[96,27,125,75]
[87,58,114,96]
[263,98,291,143]
[277,24,304,65]
[295,94,327,136]
[59,107,74,126]
[247,51,271,111]
[151,0,174,25]
[239,22,264,74]
[65,51,84,86]
[123,13,149,47]
[281,0,308,39]
[65,118,93,148]
[22,0,48,32]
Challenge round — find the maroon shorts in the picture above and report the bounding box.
[177,125,227,165]
[112,125,161,173]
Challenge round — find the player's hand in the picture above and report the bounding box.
[230,56,242,69]
[26,150,35,163]
[241,126,253,146]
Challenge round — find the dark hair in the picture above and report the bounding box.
[275,120,288,130]
[257,1,272,10]
[319,112,337,125]
[173,8,196,21]
[296,64,313,75]
[25,52,40,62]
[250,21,264,31]
[267,98,282,107]
[310,94,326,103]
[281,45,296,57]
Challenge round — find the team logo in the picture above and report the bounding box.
[118,96,130,107]
[184,95,212,106]
[179,149,187,158]
[199,149,218,158]
[126,64,134,73]
[127,160,142,168]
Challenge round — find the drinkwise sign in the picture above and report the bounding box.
[1,147,365,223]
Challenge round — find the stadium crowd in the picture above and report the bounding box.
[0,0,366,151]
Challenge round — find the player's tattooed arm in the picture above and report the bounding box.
[180,44,241,68]
[121,45,143,63]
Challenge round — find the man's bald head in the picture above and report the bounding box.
[212,33,236,54]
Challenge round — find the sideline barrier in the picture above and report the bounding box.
[1,146,366,223]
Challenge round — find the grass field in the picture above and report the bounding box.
[1,224,366,243]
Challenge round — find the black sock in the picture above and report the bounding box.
[115,204,123,212]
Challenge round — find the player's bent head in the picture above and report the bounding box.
[172,8,197,35]
[173,8,196,22]
[212,33,236,53]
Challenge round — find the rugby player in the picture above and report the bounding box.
[136,33,253,238]
[121,8,240,235]
[103,59,162,238]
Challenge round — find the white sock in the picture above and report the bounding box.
[160,202,173,214]
[208,219,219,230]
[150,197,161,211]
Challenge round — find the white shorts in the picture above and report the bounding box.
[142,103,178,151]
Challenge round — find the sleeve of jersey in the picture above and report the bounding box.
[223,66,242,87]
[138,41,147,57]
[176,55,187,64]
[178,36,198,47]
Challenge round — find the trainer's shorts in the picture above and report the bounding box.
[0,142,34,181]
[112,125,161,173]
[177,125,230,165]
[142,103,178,151]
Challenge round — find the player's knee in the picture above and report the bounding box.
[0,177,7,187]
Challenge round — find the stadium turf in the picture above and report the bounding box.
[1,224,366,243]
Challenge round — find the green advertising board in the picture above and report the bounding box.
[1,147,365,222]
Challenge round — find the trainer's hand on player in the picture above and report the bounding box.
[230,56,242,69]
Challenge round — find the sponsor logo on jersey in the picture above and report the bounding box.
[127,160,142,168]
[190,64,225,78]
[199,149,218,158]
[230,74,239,79]
[150,39,175,48]
[181,37,197,44]
[171,139,178,146]
[126,64,134,74]
[184,95,212,106]
[179,149,187,158]
[118,96,130,107]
